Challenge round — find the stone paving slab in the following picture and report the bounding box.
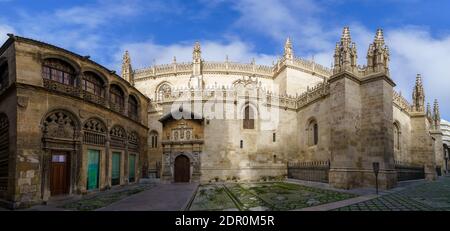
[334,176,450,211]
[98,183,198,211]
[297,194,379,211]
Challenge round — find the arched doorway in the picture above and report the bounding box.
[174,155,190,182]
[42,110,80,197]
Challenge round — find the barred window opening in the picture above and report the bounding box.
[82,72,104,97]
[42,58,76,86]
[0,62,8,91]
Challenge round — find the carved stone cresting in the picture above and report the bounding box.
[43,111,77,139]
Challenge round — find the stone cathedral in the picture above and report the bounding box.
[0,27,446,208]
[128,27,445,189]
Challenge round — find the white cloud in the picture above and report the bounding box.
[387,27,450,116]
[0,24,15,44]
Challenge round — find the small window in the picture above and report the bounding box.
[273,133,276,142]
[394,123,400,150]
[308,120,319,146]
[240,140,243,149]
[150,131,158,148]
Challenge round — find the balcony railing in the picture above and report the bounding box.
[42,79,137,121]
[109,102,125,114]
[43,78,81,98]
[83,91,106,107]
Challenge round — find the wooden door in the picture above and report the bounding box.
[174,155,190,182]
[87,149,100,190]
[50,152,70,196]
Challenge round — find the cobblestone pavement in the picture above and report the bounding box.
[334,176,450,211]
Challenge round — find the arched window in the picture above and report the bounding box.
[156,83,172,100]
[308,120,318,146]
[110,85,125,112]
[150,131,158,149]
[243,105,255,129]
[128,95,139,121]
[0,61,8,91]
[394,122,400,150]
[0,114,9,191]
[42,58,76,86]
[82,72,104,97]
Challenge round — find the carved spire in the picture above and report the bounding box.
[121,50,133,85]
[192,41,202,76]
[193,41,201,64]
[427,102,432,118]
[434,99,441,129]
[284,37,294,60]
[412,74,425,112]
[367,28,390,74]
[333,26,358,74]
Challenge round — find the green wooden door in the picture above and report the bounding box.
[129,154,136,182]
[112,152,121,185]
[87,149,100,190]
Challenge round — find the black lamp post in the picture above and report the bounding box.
[372,162,380,195]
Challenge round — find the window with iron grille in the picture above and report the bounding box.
[150,131,158,148]
[110,85,124,108]
[0,62,8,91]
[128,95,139,120]
[82,72,104,97]
[308,120,319,146]
[42,58,76,86]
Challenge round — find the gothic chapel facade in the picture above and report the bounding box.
[0,27,445,208]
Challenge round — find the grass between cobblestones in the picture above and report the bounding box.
[61,184,155,211]
[189,182,356,211]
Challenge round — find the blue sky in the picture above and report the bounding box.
[1,0,449,119]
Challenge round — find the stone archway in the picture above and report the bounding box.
[174,155,190,183]
[41,109,81,200]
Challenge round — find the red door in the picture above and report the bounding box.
[50,152,70,196]
[174,155,190,183]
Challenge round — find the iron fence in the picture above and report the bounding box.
[287,160,330,183]
[395,161,425,181]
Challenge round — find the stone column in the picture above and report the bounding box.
[104,84,110,108]
[124,140,129,184]
[77,72,83,97]
[105,135,111,188]
[124,95,129,116]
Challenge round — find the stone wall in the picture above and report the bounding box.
[0,36,149,208]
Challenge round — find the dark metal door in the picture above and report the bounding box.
[174,155,190,182]
[50,153,70,196]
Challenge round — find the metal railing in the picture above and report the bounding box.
[287,160,330,183]
[395,161,425,181]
